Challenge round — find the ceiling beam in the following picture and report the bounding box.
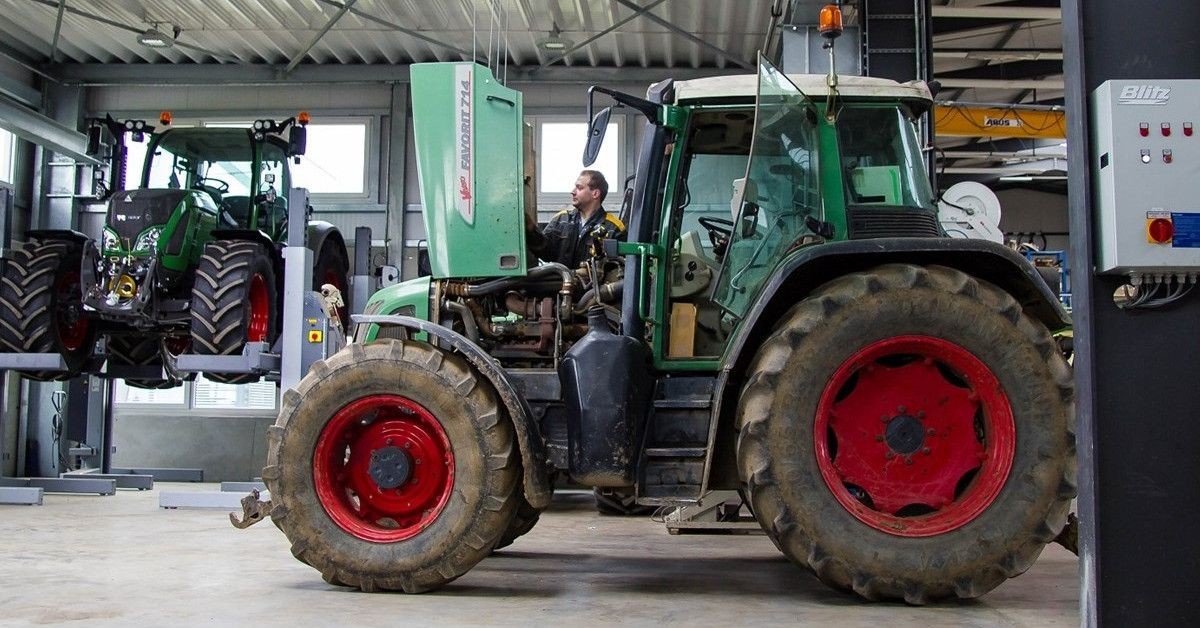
[314,0,474,61]
[936,77,1065,90]
[611,0,753,69]
[539,0,671,68]
[50,62,738,86]
[934,49,1063,61]
[0,94,97,163]
[0,72,40,108]
[931,7,1061,20]
[936,59,1062,80]
[285,0,358,75]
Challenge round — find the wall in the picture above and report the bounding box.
[112,413,273,483]
[995,188,1070,253]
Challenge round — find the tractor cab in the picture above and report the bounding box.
[587,57,939,363]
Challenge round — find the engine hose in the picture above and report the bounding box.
[574,280,624,314]
[443,300,480,344]
[461,262,574,296]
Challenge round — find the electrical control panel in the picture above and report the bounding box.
[1093,79,1200,275]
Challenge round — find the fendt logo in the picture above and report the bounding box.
[1119,85,1171,105]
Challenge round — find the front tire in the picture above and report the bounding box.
[736,264,1075,603]
[189,240,277,384]
[0,238,93,380]
[264,340,519,592]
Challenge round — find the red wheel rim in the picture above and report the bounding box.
[247,274,269,342]
[313,394,455,543]
[814,335,1015,537]
[55,270,88,351]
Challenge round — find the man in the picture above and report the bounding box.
[529,170,625,268]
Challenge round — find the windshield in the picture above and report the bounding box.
[141,129,255,196]
[837,106,934,209]
[713,57,819,318]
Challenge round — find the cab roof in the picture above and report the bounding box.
[673,73,933,106]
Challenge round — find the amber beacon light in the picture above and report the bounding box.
[819,4,844,38]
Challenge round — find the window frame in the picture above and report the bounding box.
[113,377,279,417]
[0,127,15,186]
[528,114,626,217]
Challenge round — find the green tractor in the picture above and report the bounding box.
[256,59,1074,603]
[0,114,349,387]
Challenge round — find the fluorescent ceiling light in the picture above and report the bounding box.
[538,24,572,52]
[138,27,176,48]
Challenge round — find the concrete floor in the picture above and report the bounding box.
[0,485,1079,627]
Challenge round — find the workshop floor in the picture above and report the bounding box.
[0,484,1079,627]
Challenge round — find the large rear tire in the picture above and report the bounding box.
[264,340,519,592]
[107,336,187,390]
[189,240,277,384]
[736,264,1075,603]
[0,238,93,380]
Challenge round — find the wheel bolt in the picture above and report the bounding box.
[414,459,422,465]
[386,438,393,446]
[922,447,931,455]
[881,415,890,422]
[904,456,913,465]
[897,406,907,413]
[916,411,925,419]
[404,442,412,449]
[875,434,885,442]
[885,451,895,460]
[927,428,936,436]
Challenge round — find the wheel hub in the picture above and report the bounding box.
[884,413,925,455]
[368,445,412,490]
[815,335,1016,537]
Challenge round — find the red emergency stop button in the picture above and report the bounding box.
[1147,217,1175,244]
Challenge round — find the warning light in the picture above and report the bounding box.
[1140,122,1150,137]
[1163,149,1174,164]
[159,111,172,126]
[1185,122,1194,137]
[297,111,311,126]
[1162,122,1172,137]
[818,4,843,38]
[1147,217,1174,244]
[308,330,323,343]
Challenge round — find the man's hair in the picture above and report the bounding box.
[580,169,608,202]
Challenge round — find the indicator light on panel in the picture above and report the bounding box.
[1162,122,1172,137]
[1140,122,1150,137]
[1163,149,1174,164]
[1147,217,1175,244]
[1141,149,1152,164]
[1186,122,1194,137]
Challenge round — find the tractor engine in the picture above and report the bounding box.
[439,256,623,366]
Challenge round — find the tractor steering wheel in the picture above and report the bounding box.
[697,216,735,255]
[194,177,230,196]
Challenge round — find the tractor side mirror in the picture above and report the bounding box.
[288,125,307,157]
[582,106,611,167]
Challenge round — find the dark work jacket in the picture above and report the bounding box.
[529,207,626,268]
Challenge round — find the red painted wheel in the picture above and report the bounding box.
[247,274,269,342]
[313,394,455,543]
[815,335,1015,537]
[55,270,89,352]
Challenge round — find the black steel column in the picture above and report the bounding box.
[1063,1,1200,625]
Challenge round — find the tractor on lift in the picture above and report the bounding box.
[249,14,1073,602]
[0,112,349,387]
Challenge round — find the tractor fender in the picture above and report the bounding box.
[306,220,348,267]
[703,237,1071,490]
[351,313,553,510]
[210,228,277,253]
[26,229,90,246]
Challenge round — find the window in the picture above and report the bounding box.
[534,118,623,212]
[290,122,368,195]
[113,380,187,406]
[193,375,278,411]
[0,127,14,185]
